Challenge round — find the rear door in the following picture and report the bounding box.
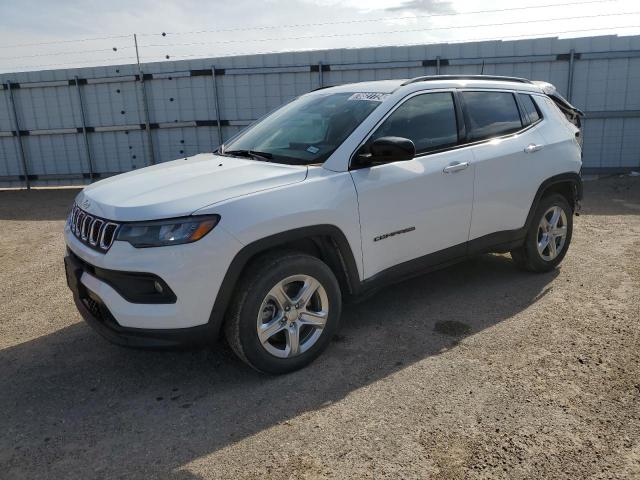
[350,91,474,278]
[462,90,547,243]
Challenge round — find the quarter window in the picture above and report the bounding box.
[518,93,542,124]
[462,91,523,141]
[370,92,458,155]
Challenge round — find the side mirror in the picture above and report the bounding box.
[358,136,415,166]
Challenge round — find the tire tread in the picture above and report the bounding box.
[224,250,339,373]
[511,193,573,273]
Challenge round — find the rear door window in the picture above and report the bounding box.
[461,91,523,141]
[518,94,542,124]
[371,92,458,154]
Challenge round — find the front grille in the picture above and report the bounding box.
[68,204,120,252]
[83,296,103,319]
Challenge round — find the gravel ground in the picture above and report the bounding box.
[0,177,638,479]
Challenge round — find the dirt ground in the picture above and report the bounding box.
[0,176,638,479]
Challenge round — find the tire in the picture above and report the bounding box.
[224,250,342,374]
[511,193,573,272]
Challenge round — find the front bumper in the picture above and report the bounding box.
[65,251,217,348]
[64,220,244,346]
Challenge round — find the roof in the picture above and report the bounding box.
[401,75,532,86]
[313,75,545,95]
[313,80,407,94]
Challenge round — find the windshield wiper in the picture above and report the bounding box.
[224,149,273,162]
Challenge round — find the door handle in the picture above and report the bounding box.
[443,161,470,174]
[524,143,544,154]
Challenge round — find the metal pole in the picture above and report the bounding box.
[436,56,441,75]
[134,33,156,165]
[318,61,324,87]
[567,48,576,102]
[211,66,223,146]
[74,76,94,181]
[6,82,30,190]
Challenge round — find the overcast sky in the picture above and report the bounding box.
[1,0,639,73]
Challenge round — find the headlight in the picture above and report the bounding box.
[116,215,220,248]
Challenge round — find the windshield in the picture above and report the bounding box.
[222,92,386,165]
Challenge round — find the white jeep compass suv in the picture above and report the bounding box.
[64,75,583,374]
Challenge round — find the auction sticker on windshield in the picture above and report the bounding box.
[348,92,390,102]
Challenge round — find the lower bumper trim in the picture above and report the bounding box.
[66,253,218,349]
[73,293,218,349]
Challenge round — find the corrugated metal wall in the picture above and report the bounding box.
[2,34,640,188]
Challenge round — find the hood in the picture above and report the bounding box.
[76,153,308,221]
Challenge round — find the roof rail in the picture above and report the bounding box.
[310,84,334,92]
[401,75,532,86]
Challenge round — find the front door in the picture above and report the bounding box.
[350,91,474,279]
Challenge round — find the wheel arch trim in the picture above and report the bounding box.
[524,172,582,231]
[207,224,361,338]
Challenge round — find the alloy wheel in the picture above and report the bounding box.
[256,274,329,358]
[537,205,568,261]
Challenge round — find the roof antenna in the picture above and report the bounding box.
[480,59,485,75]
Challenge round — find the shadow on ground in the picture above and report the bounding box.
[0,254,557,478]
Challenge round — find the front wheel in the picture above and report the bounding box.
[511,193,573,272]
[224,251,342,374]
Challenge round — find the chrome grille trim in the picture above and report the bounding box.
[68,203,120,252]
[75,211,85,236]
[99,222,119,250]
[81,215,91,240]
[89,219,104,246]
[71,206,81,231]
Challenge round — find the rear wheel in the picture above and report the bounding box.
[511,193,573,272]
[224,251,341,374]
